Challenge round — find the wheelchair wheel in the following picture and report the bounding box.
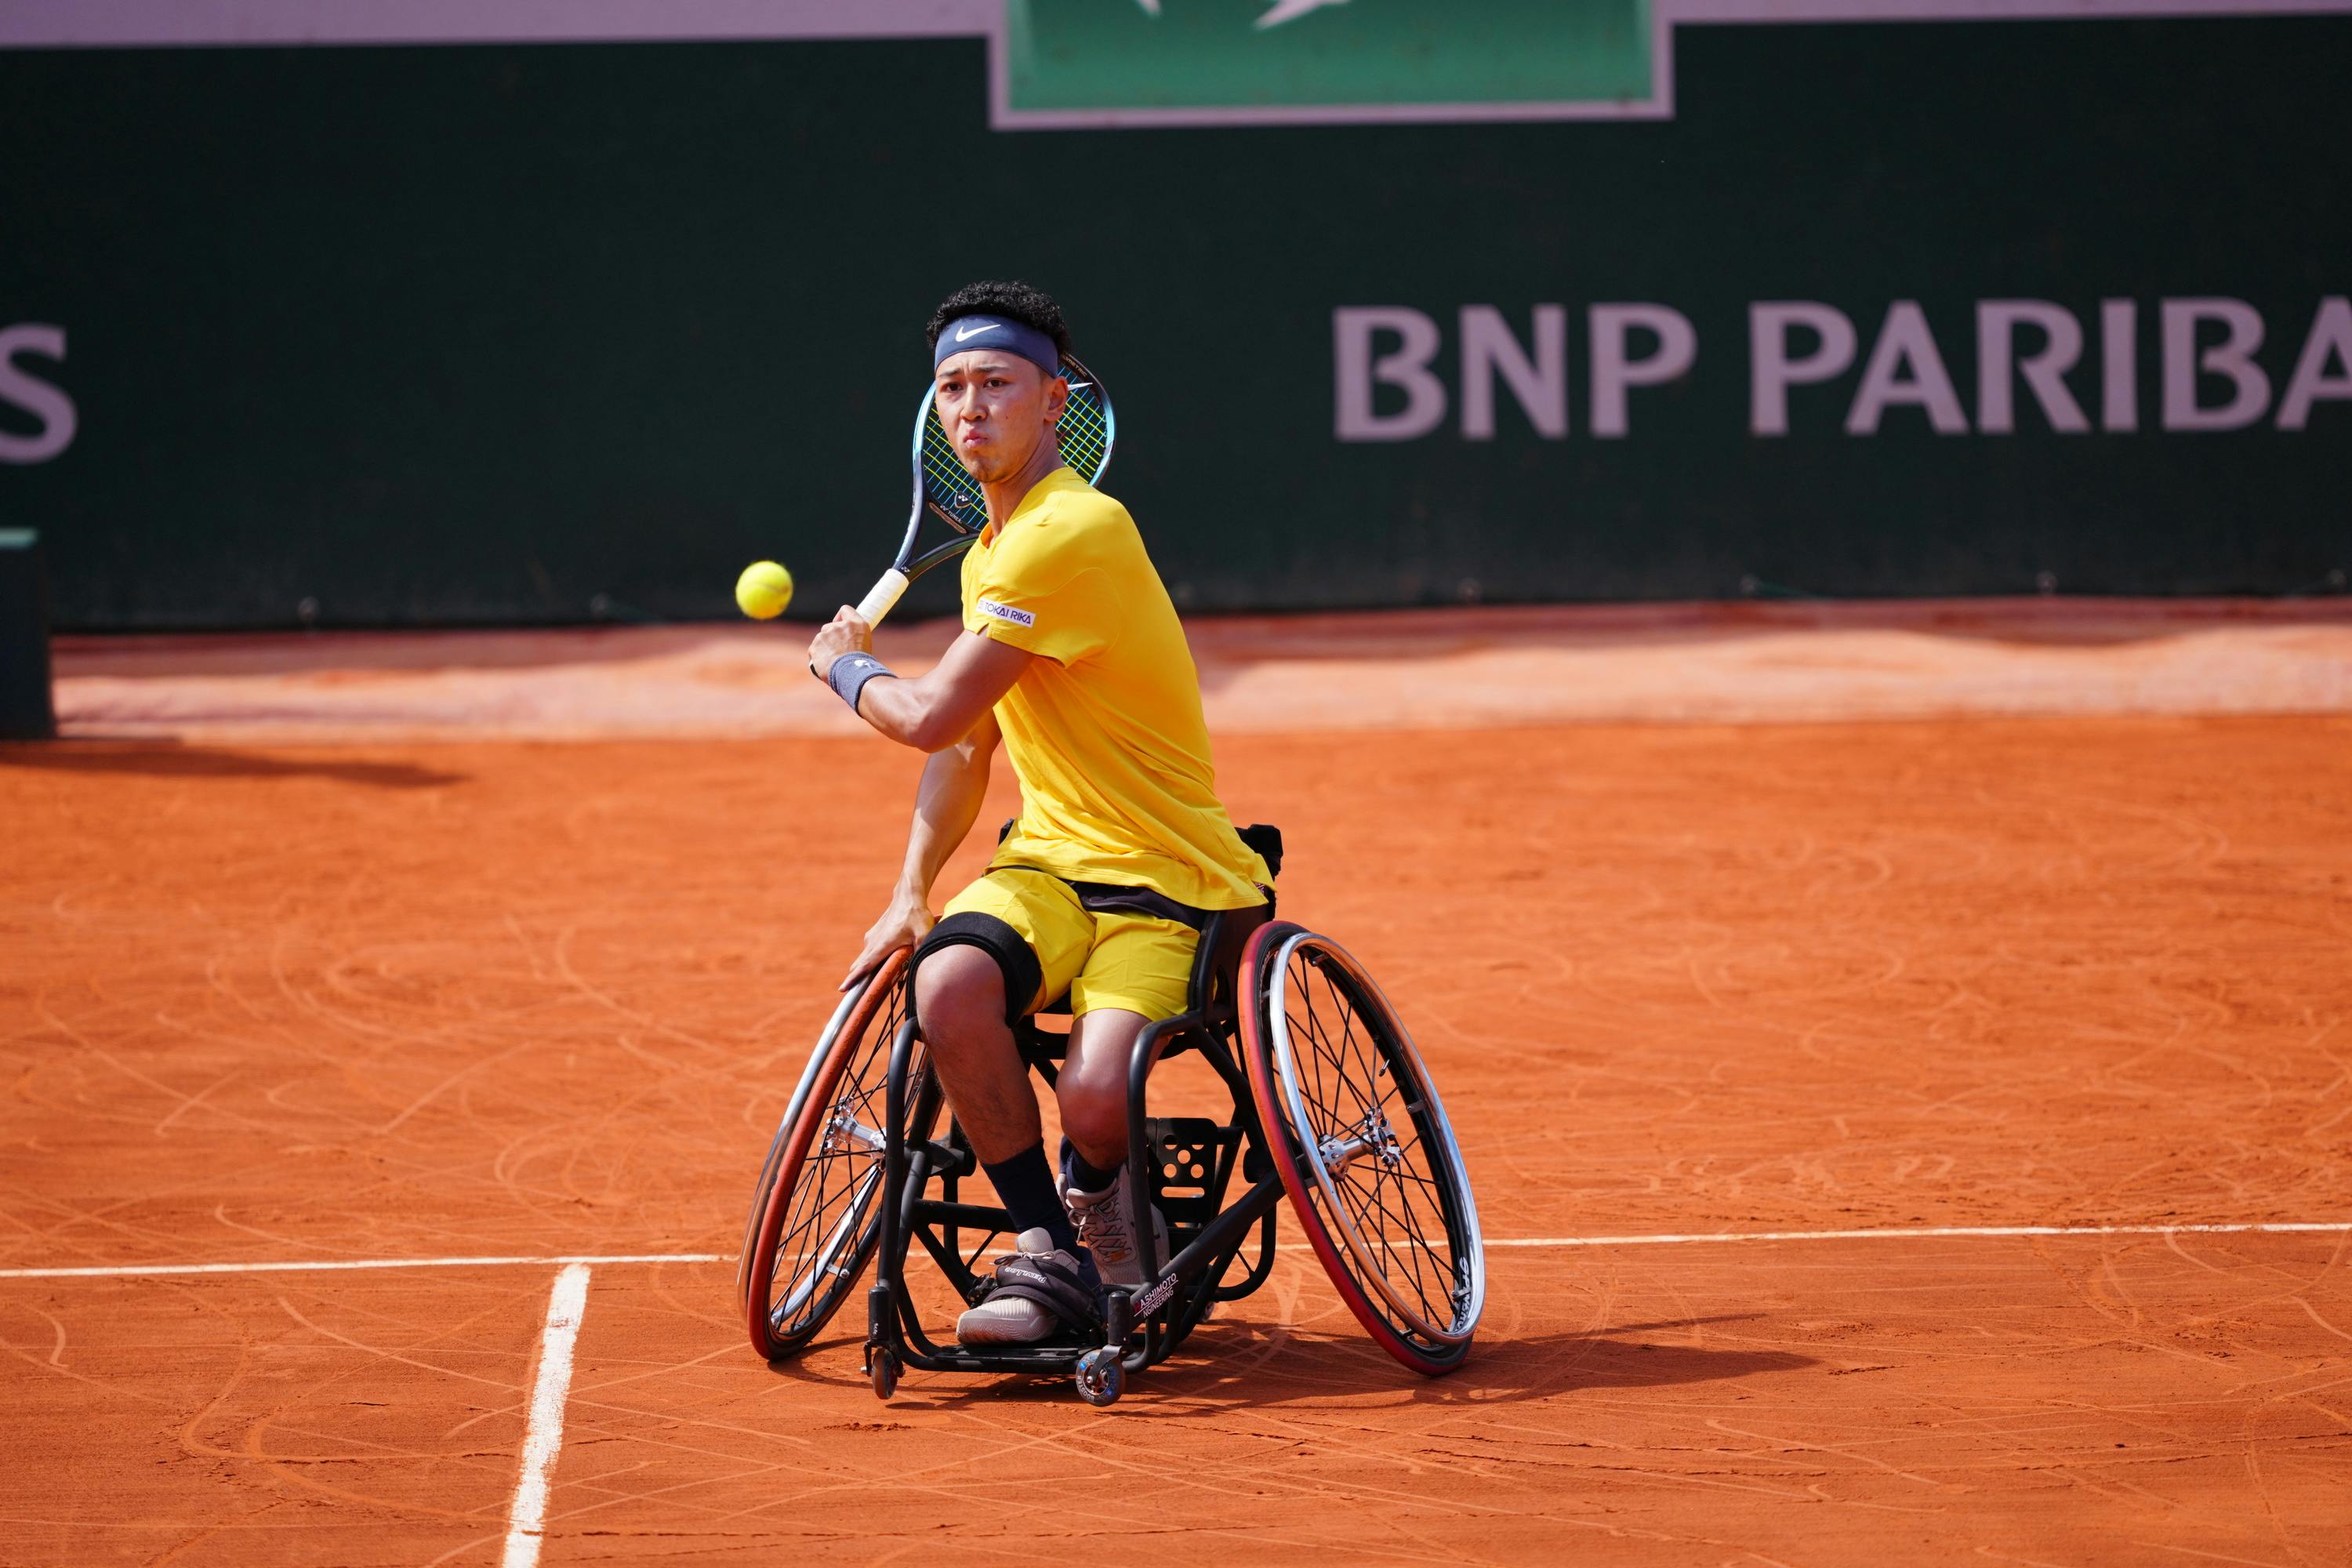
[1239,922,1485,1374]
[738,949,918,1360]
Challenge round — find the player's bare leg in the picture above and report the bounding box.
[1058,1007,1167,1287]
[1057,1008,1147,1170]
[911,946,1038,1163]
[916,947,1104,1344]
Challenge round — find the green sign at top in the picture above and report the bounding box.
[1001,0,1653,125]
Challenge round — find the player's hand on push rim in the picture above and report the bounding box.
[842,891,934,991]
[806,606,875,682]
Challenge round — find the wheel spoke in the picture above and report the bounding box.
[1339,1156,1452,1329]
[1342,1160,1433,1311]
[1266,933,1482,1352]
[1385,1174,1454,1319]
[754,972,916,1351]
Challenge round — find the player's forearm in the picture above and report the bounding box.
[895,737,991,900]
[855,671,977,754]
[813,626,1029,753]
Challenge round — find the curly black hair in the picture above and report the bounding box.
[925,280,1074,359]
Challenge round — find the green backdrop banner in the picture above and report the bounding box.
[2,16,2347,630]
[1005,0,1652,117]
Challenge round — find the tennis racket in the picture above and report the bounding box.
[851,354,1115,626]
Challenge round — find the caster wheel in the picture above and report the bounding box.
[869,1349,899,1401]
[1073,1346,1123,1408]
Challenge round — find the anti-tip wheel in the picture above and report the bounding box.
[869,1348,899,1401]
[1073,1347,1123,1408]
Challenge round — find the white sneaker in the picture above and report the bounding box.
[1062,1163,1170,1290]
[955,1229,1062,1345]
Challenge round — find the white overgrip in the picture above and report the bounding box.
[855,568,910,626]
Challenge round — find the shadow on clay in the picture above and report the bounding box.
[0,742,465,789]
[1137,1319,1820,1410]
[762,1313,1816,1411]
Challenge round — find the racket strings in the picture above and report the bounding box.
[917,376,1113,527]
[918,416,985,529]
[1054,387,1110,482]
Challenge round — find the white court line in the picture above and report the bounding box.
[0,1252,724,1280]
[1486,1221,2352,1247]
[2,1224,2347,1282]
[501,1263,591,1568]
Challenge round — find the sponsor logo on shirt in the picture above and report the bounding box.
[978,597,1036,628]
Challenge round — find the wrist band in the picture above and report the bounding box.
[825,652,896,713]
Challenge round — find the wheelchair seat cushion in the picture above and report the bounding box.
[971,1242,1107,1337]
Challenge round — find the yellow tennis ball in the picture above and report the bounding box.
[735,560,793,620]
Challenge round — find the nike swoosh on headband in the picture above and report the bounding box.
[933,314,1060,376]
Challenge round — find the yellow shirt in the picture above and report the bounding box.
[960,466,1269,910]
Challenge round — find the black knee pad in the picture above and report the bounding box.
[912,913,1042,1028]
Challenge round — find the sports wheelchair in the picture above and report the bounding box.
[737,828,1486,1406]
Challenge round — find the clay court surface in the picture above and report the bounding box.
[5,603,2351,1564]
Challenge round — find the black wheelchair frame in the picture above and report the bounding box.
[742,823,1485,1407]
[862,897,1280,1406]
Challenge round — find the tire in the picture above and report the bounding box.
[1239,922,1485,1375]
[739,949,919,1360]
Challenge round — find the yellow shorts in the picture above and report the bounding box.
[941,867,1199,1022]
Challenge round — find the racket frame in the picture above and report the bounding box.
[853,354,1111,625]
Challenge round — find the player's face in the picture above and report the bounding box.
[934,350,1067,486]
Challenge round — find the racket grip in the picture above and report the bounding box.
[855,568,910,627]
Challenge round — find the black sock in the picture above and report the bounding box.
[1059,1137,1123,1196]
[983,1143,1079,1254]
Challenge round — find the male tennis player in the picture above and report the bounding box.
[806,281,1271,1345]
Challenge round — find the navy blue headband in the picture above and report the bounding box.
[932,314,1062,377]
